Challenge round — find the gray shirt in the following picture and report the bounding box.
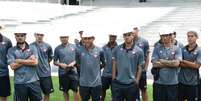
[0,34,12,77]
[134,37,150,70]
[102,43,117,77]
[54,43,77,76]
[76,45,105,87]
[7,43,39,84]
[179,45,201,85]
[113,43,144,84]
[152,45,182,85]
[31,42,53,77]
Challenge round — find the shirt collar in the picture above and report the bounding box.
[61,43,70,47]
[16,42,29,51]
[106,42,117,49]
[35,41,44,45]
[123,42,134,52]
[185,44,198,53]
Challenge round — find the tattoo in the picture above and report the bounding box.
[160,59,179,67]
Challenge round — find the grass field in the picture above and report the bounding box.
[8,76,153,101]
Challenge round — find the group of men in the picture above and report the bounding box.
[0,23,201,101]
[152,25,201,101]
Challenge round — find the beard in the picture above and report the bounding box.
[125,40,133,45]
[110,41,116,44]
[85,43,93,49]
[17,41,25,44]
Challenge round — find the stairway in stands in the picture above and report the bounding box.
[138,1,201,80]
[140,2,201,46]
[81,0,201,47]
[84,0,201,46]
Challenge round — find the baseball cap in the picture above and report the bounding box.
[159,25,174,35]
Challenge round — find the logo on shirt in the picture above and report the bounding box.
[81,53,85,56]
[120,48,123,51]
[43,48,47,52]
[132,50,136,54]
[25,49,32,56]
[71,48,75,51]
[94,54,98,58]
[159,50,163,54]
[193,51,197,55]
[26,49,31,52]
[1,41,5,45]
[93,52,99,58]
[139,43,143,47]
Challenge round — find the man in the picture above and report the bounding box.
[31,32,54,101]
[0,25,12,101]
[7,30,42,101]
[101,34,118,101]
[112,31,144,101]
[76,32,105,101]
[151,26,182,101]
[172,32,183,48]
[75,30,84,47]
[154,31,183,48]
[54,34,79,101]
[178,30,201,101]
[132,27,150,101]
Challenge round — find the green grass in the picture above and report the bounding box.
[8,77,153,101]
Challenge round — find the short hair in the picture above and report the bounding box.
[187,30,199,38]
[173,31,176,35]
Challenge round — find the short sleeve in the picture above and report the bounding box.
[196,49,201,65]
[175,47,182,61]
[112,47,118,61]
[151,47,159,63]
[53,47,59,62]
[48,45,53,61]
[7,48,15,65]
[138,49,145,66]
[30,45,38,59]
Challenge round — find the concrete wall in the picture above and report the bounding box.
[0,0,59,3]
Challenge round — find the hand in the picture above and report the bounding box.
[67,63,74,68]
[134,79,139,85]
[153,61,163,68]
[10,63,22,70]
[112,76,116,81]
[60,63,68,69]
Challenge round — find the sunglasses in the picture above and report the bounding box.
[123,33,131,36]
[36,34,44,36]
[161,34,172,37]
[15,34,26,37]
[60,36,69,38]
[83,37,94,40]
[109,35,117,37]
